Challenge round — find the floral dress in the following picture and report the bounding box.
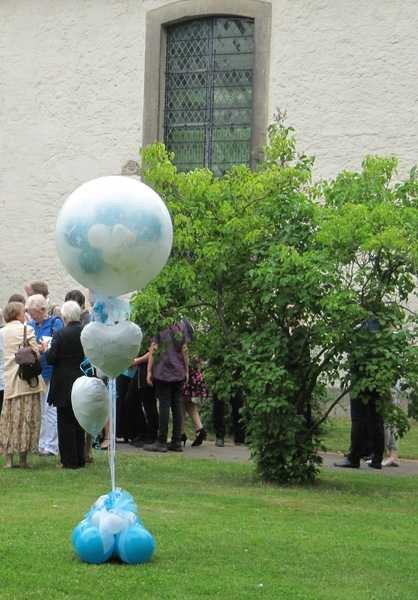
[183,369,209,405]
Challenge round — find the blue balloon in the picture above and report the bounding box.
[73,526,115,564]
[117,524,155,564]
[71,519,90,547]
[79,247,104,274]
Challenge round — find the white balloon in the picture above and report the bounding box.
[81,321,143,378]
[56,176,173,296]
[88,224,112,249]
[99,512,127,535]
[71,376,109,436]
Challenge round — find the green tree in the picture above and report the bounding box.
[131,117,418,484]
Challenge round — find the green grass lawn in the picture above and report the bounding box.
[323,418,418,459]
[1,451,418,600]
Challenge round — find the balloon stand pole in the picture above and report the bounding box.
[108,377,117,492]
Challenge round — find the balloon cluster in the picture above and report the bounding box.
[72,489,155,564]
[56,176,173,566]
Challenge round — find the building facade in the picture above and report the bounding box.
[1,0,417,305]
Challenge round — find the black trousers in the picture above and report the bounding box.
[57,405,85,468]
[116,374,137,440]
[349,390,385,463]
[154,379,183,445]
[126,375,159,443]
[213,392,246,443]
[139,387,159,443]
[118,373,159,443]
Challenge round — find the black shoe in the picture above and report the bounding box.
[167,442,183,452]
[368,461,382,470]
[215,437,224,447]
[191,428,207,447]
[181,433,187,447]
[143,441,168,453]
[334,457,360,468]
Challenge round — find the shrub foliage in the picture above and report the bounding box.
[131,117,418,484]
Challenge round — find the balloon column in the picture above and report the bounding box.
[56,176,173,564]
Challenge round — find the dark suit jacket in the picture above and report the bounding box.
[46,322,84,407]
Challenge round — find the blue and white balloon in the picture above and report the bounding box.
[56,176,173,296]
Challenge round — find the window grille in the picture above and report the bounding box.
[164,16,254,175]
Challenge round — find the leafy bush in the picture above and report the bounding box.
[131,115,418,484]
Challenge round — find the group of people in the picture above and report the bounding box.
[113,321,209,453]
[0,282,91,469]
[0,280,245,469]
[0,280,403,471]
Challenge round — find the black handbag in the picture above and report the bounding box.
[15,325,42,387]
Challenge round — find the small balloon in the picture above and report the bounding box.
[71,376,109,436]
[73,525,115,564]
[116,524,156,564]
[56,176,173,296]
[81,321,143,378]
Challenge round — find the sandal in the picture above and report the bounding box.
[100,440,109,450]
[191,428,207,447]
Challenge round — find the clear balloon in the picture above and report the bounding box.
[71,376,109,436]
[80,320,143,378]
[56,176,173,296]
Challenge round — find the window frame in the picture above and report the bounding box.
[142,0,272,169]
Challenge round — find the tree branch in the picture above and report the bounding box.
[310,386,352,432]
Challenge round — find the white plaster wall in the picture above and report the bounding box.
[1,0,417,305]
[0,0,147,306]
[270,0,418,178]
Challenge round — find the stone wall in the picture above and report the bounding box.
[0,0,417,306]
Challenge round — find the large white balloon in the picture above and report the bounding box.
[81,321,143,378]
[56,176,173,296]
[71,376,109,436]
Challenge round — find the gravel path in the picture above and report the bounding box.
[116,441,418,475]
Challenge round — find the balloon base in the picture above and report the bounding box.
[72,489,156,564]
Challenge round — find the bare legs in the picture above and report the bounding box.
[382,426,400,467]
[4,453,13,468]
[101,421,110,449]
[185,401,203,432]
[182,400,207,447]
[3,452,30,468]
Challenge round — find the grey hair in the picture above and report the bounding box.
[3,302,24,323]
[60,300,81,323]
[26,294,47,311]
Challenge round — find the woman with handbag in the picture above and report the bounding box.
[0,302,44,468]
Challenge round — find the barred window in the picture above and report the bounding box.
[164,16,254,175]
